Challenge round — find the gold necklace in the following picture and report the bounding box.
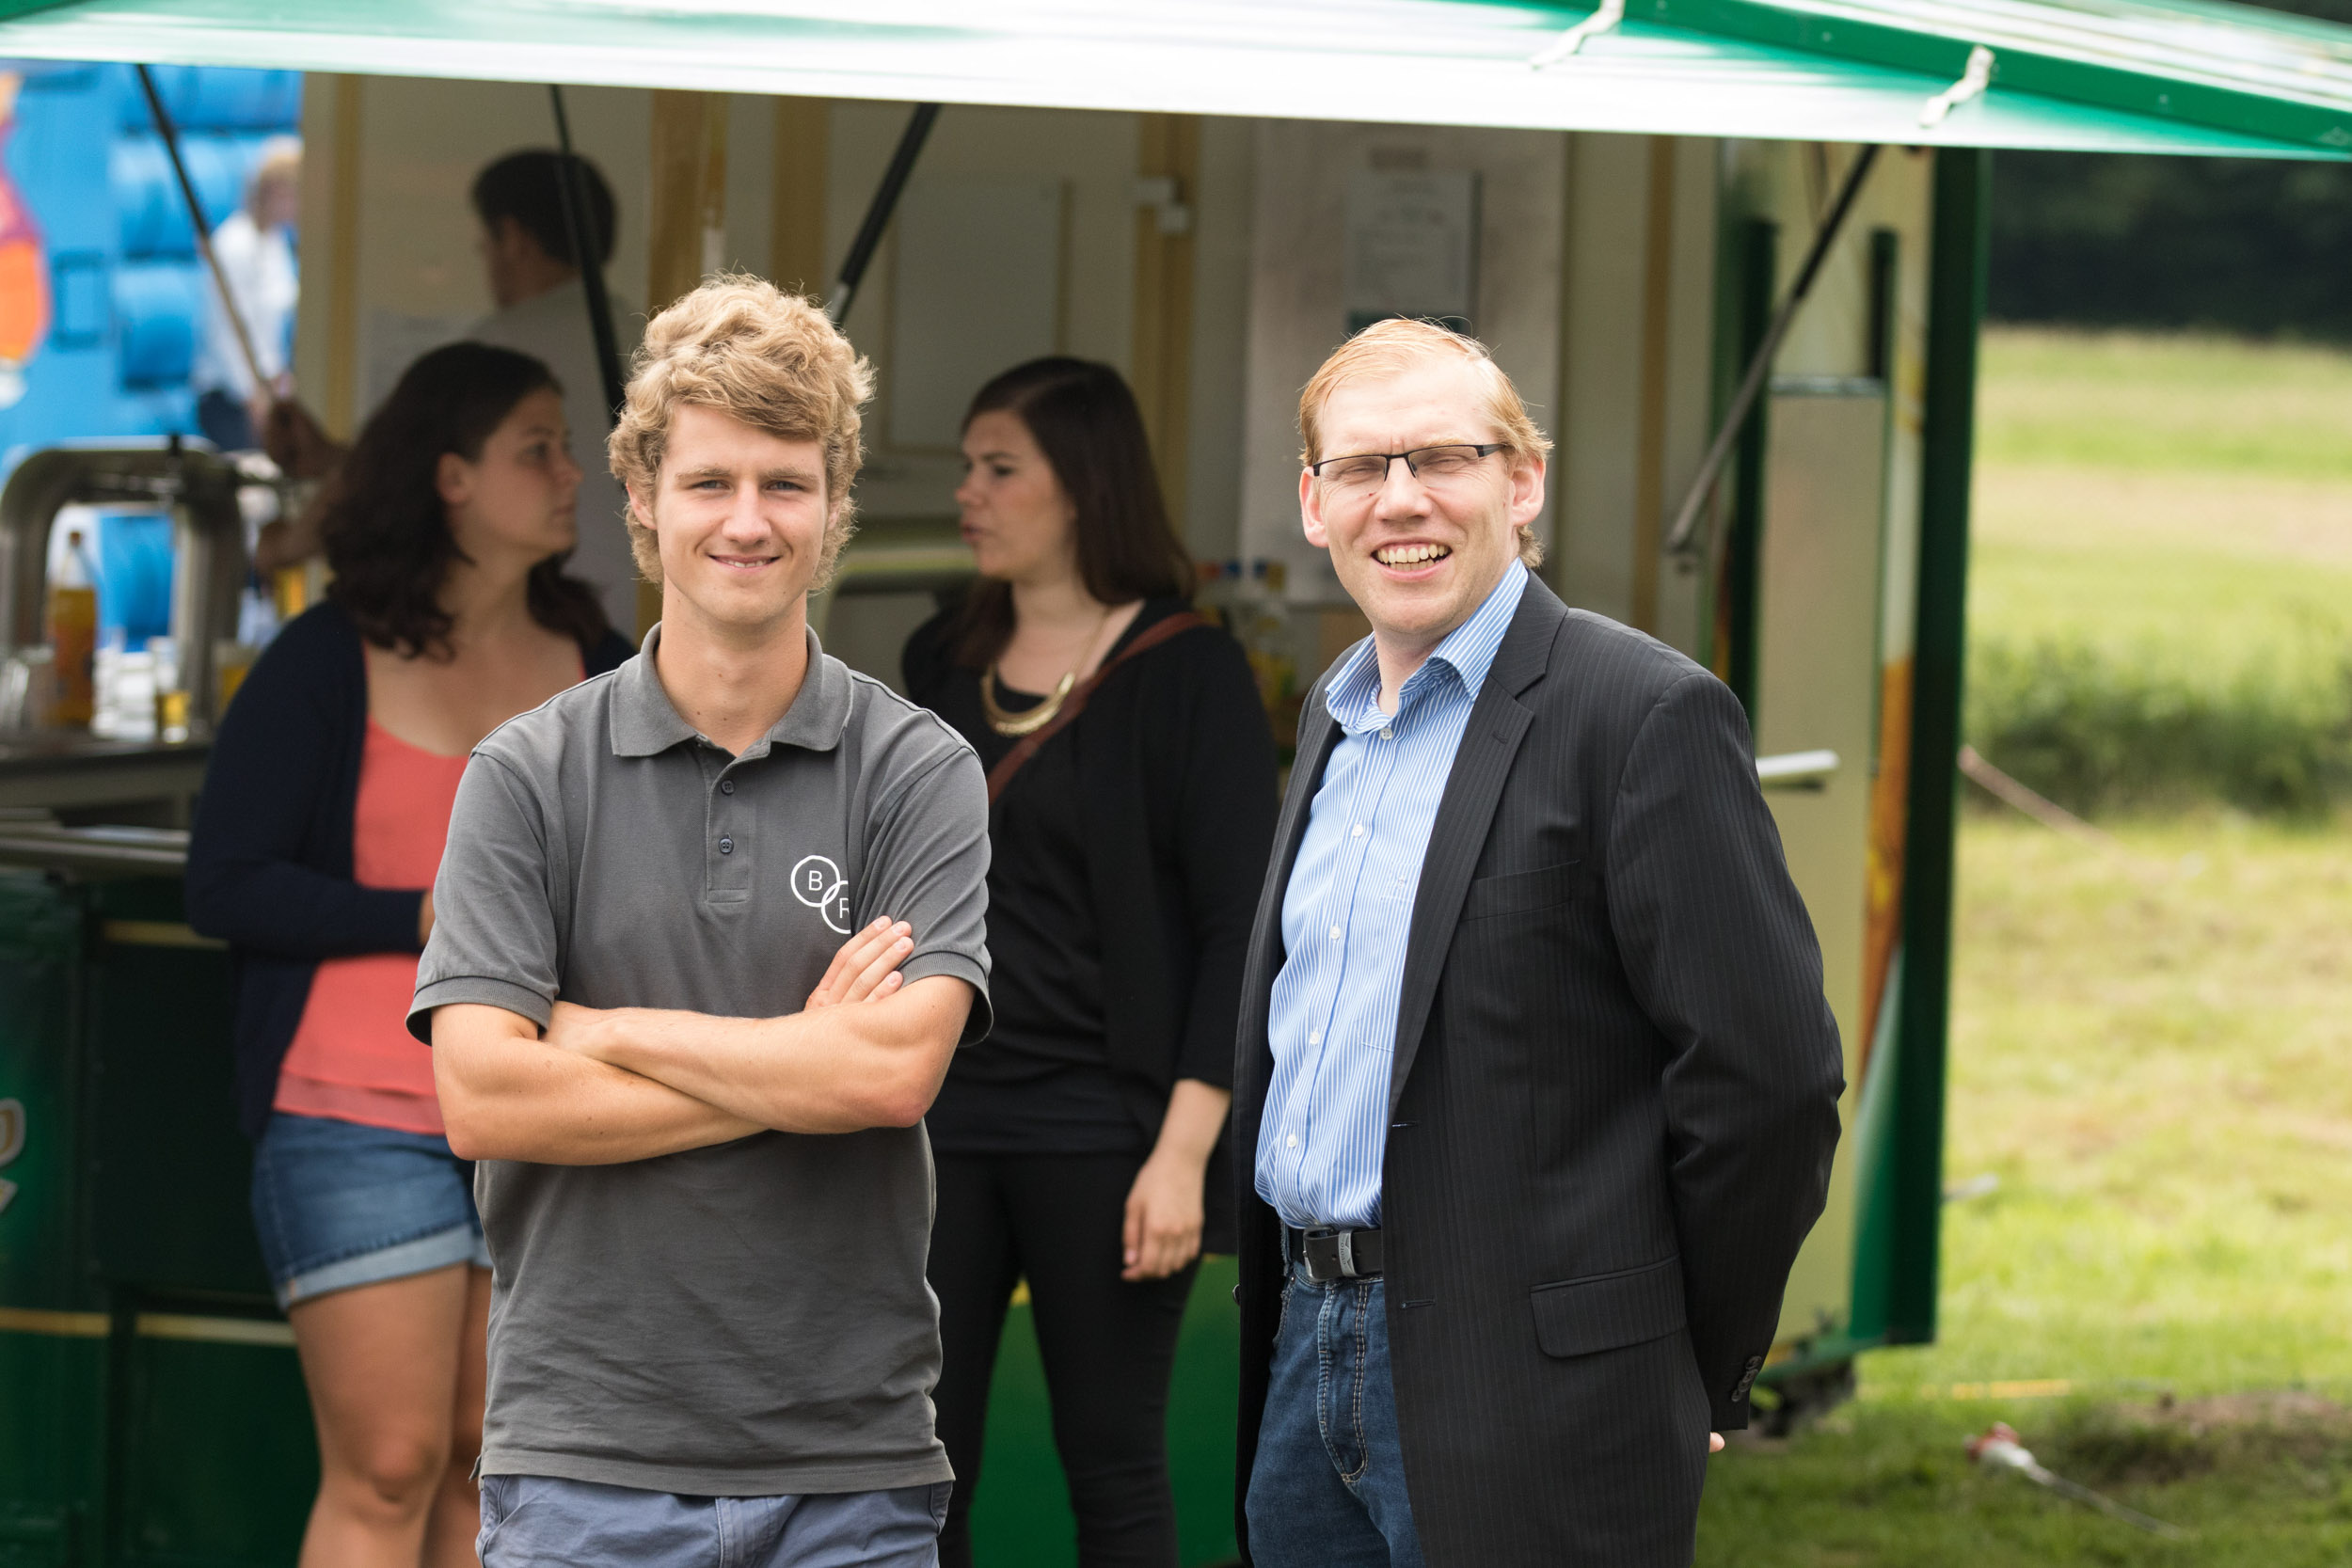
[979,666,1077,736]
[981,606,1114,736]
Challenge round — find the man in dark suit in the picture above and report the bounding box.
[1233,318,1845,1568]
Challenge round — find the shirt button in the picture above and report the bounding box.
[1328,926,1342,941]
[1287,1133,1299,1149]
[720,779,736,795]
[1309,1031,1322,1045]
[1352,824,1365,838]
[718,837,734,855]
[1380,726,1394,739]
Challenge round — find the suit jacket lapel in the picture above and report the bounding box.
[1388,582,1566,1117]
[1232,681,1343,1148]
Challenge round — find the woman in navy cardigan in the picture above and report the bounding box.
[187,342,630,1568]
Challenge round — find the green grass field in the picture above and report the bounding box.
[1965,329,2352,814]
[1971,329,2352,676]
[1695,330,2352,1561]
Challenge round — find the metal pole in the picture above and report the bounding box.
[547,85,628,423]
[1663,143,1882,559]
[135,65,273,405]
[825,103,942,325]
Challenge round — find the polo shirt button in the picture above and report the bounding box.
[719,837,735,854]
[720,780,735,795]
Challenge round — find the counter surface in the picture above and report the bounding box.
[0,734,207,815]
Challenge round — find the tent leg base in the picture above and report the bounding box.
[1752,1358,1856,1437]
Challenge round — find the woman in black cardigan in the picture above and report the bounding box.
[904,357,1278,1568]
[187,343,629,1568]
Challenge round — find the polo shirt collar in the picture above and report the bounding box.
[1324,560,1529,734]
[765,632,852,756]
[610,623,852,759]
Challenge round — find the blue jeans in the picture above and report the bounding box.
[1244,1263,1426,1568]
[478,1475,949,1567]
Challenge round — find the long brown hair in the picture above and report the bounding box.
[322,341,611,659]
[950,356,1191,668]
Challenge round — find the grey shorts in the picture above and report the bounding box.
[478,1474,950,1568]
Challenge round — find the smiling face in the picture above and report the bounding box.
[628,403,833,641]
[1300,355,1545,658]
[437,387,580,570]
[955,409,1078,587]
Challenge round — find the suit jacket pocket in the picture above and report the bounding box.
[1461,860,1586,921]
[1530,1256,1687,1358]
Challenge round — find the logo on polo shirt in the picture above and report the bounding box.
[791,854,853,935]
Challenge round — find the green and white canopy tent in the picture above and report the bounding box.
[1,0,2350,154]
[3,3,2350,1559]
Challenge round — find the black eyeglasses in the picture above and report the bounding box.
[1309,443,1507,492]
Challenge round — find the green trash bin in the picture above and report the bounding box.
[0,869,313,1567]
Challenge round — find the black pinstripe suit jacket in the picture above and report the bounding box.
[1232,578,1845,1567]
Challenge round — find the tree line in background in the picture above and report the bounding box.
[1990,0,2352,338]
[1992,151,2352,339]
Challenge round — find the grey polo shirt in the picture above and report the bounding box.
[408,626,991,1497]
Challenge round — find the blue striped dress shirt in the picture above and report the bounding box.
[1255,562,1529,1230]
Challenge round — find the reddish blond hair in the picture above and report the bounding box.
[1298,318,1551,568]
[609,274,874,588]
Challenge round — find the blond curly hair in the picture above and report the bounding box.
[1298,318,1552,569]
[608,275,876,589]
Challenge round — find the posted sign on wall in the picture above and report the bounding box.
[1343,168,1478,337]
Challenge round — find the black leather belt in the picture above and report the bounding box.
[1289,1226,1383,1282]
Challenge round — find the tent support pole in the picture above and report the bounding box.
[548,85,628,423]
[1664,141,1880,559]
[1888,144,1989,1344]
[826,103,941,325]
[135,65,272,404]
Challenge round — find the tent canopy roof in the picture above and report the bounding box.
[1,0,2347,157]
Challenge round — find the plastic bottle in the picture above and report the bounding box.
[45,528,98,728]
[1231,559,1300,751]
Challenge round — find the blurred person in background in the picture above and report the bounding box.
[187,341,630,1568]
[463,149,643,621]
[193,135,300,451]
[260,149,640,628]
[902,356,1279,1568]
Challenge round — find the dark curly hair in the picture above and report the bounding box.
[322,341,610,659]
[949,356,1191,668]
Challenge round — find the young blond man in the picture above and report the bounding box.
[411,277,990,1567]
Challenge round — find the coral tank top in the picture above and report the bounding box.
[273,720,469,1134]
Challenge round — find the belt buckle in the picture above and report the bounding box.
[1301,1226,1350,1284]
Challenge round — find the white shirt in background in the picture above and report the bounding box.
[196,210,297,403]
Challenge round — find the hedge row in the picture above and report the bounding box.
[1963,640,2352,817]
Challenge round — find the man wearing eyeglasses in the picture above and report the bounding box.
[1232,318,1844,1568]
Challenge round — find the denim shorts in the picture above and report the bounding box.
[249,1110,490,1308]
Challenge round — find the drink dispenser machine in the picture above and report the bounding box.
[0,438,246,732]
